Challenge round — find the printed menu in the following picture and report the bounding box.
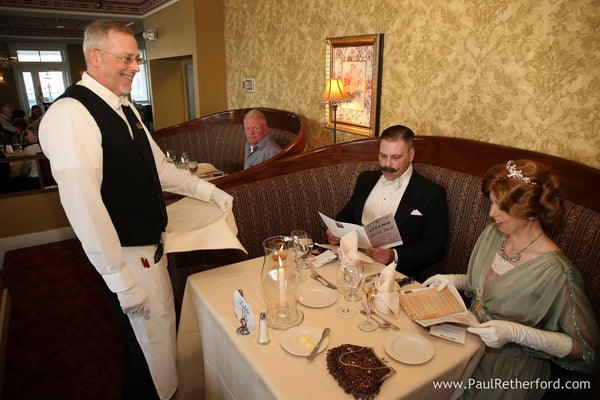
[399,286,480,327]
[319,212,403,249]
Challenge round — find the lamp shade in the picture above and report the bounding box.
[321,78,352,103]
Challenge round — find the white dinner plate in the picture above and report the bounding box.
[384,332,434,364]
[298,286,337,308]
[280,326,329,356]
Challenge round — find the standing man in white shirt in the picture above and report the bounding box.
[326,125,448,279]
[39,19,232,400]
[243,109,282,169]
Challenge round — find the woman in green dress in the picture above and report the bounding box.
[425,159,599,400]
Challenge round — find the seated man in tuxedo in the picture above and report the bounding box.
[326,125,449,279]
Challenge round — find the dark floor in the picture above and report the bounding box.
[1,239,123,400]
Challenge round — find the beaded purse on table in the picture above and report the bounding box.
[326,344,395,399]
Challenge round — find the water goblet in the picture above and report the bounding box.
[335,260,363,319]
[343,260,363,302]
[290,230,310,281]
[358,275,378,332]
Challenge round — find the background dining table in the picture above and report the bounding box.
[175,255,485,400]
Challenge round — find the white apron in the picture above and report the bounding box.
[122,245,177,400]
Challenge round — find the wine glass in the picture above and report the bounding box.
[165,149,176,163]
[335,260,363,318]
[290,230,312,281]
[358,275,378,332]
[180,152,190,169]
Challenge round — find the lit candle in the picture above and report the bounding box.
[278,254,286,307]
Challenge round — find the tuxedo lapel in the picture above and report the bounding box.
[394,174,424,227]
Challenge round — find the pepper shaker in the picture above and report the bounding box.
[257,312,270,345]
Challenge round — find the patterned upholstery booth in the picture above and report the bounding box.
[166,136,599,399]
[151,107,306,174]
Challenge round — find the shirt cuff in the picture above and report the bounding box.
[393,249,398,263]
[102,265,138,293]
[194,178,216,203]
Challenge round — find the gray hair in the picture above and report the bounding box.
[83,19,134,58]
[243,109,267,124]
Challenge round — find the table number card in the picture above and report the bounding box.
[233,289,256,335]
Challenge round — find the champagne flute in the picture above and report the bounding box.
[358,276,378,332]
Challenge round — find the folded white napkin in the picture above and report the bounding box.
[374,262,401,317]
[338,230,373,267]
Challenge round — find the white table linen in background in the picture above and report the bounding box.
[175,257,485,400]
[165,197,246,254]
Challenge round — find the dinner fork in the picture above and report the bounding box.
[310,266,337,289]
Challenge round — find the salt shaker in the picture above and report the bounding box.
[257,312,270,345]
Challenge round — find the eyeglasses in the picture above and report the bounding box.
[95,49,144,65]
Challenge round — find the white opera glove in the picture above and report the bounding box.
[423,274,468,291]
[467,320,572,358]
[116,283,151,318]
[211,187,233,212]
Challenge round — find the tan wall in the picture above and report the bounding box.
[144,0,227,128]
[149,58,188,128]
[224,0,600,169]
[193,0,227,116]
[0,191,68,238]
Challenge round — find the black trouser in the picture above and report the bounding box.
[83,249,160,400]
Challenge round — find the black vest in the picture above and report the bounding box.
[58,85,167,246]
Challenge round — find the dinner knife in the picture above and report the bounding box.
[307,327,330,361]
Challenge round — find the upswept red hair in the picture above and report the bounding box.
[481,159,565,230]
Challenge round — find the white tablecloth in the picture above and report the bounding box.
[175,258,485,400]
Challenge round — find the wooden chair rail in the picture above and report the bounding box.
[215,136,600,212]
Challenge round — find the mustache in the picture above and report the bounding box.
[380,166,399,173]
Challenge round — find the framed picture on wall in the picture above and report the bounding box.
[324,34,384,137]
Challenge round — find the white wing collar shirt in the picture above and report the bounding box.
[39,72,216,294]
[362,163,413,226]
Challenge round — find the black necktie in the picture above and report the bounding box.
[122,104,168,235]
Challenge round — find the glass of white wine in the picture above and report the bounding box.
[358,276,378,332]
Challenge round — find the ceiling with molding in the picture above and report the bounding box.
[0,0,174,39]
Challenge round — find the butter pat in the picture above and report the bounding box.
[299,334,315,349]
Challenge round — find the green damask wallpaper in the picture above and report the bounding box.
[224,0,600,169]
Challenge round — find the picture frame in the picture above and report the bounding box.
[324,34,384,137]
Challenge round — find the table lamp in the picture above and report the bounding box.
[321,78,353,143]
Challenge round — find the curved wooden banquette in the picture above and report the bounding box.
[167,136,599,399]
[150,107,306,175]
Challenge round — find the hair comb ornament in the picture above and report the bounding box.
[505,160,537,185]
